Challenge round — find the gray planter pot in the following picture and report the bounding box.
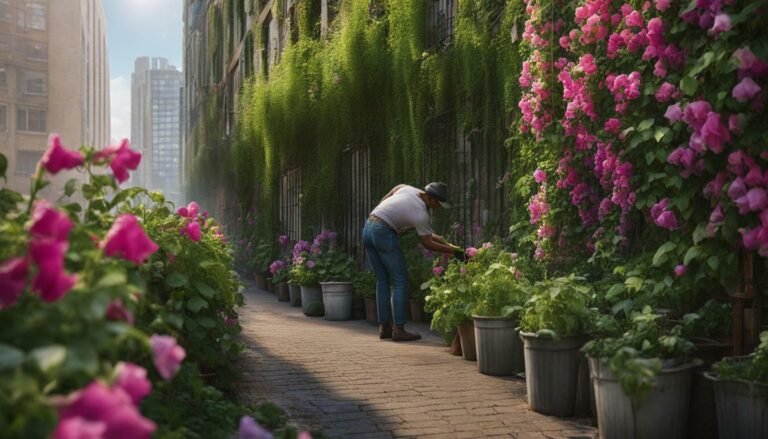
[520,332,586,416]
[254,273,267,290]
[320,282,353,321]
[473,316,522,376]
[589,357,701,439]
[300,285,323,316]
[705,370,768,439]
[457,322,477,361]
[276,282,290,302]
[288,284,301,307]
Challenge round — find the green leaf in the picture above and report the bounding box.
[0,343,24,369]
[192,280,216,298]
[606,283,625,300]
[707,256,720,270]
[625,276,644,293]
[61,344,99,376]
[654,127,670,143]
[680,76,699,96]
[64,179,79,197]
[637,118,655,132]
[186,296,209,312]
[81,184,97,200]
[652,242,677,266]
[197,317,216,328]
[95,270,127,288]
[109,187,146,208]
[693,224,707,245]
[684,246,704,265]
[165,272,189,288]
[29,345,67,373]
[689,51,715,76]
[161,312,184,329]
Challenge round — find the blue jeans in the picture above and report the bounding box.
[362,220,408,325]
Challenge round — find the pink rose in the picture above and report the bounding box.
[732,77,762,102]
[0,257,28,309]
[41,134,84,175]
[740,227,760,250]
[114,362,152,405]
[186,202,200,218]
[746,188,768,212]
[700,112,730,153]
[95,139,142,183]
[101,215,159,265]
[183,221,201,242]
[176,207,189,217]
[604,118,622,133]
[655,0,670,11]
[651,198,670,219]
[728,177,747,200]
[150,335,186,380]
[674,265,686,277]
[710,204,725,224]
[683,101,712,130]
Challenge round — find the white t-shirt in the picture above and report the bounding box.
[371,185,434,236]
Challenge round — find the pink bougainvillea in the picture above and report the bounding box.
[40,134,84,175]
[101,214,159,265]
[94,139,141,184]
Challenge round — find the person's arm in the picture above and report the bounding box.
[380,184,407,202]
[419,234,458,255]
[431,234,449,245]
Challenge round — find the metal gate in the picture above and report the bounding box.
[279,167,302,241]
[339,145,373,263]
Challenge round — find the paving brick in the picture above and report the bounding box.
[235,286,597,438]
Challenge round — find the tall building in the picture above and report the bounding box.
[0,0,110,195]
[131,56,183,205]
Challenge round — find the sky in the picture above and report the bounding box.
[104,0,183,142]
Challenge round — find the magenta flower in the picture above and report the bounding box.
[40,134,84,175]
[664,103,683,122]
[655,82,677,102]
[101,214,159,265]
[604,118,622,134]
[176,207,188,217]
[114,362,151,405]
[30,200,73,242]
[655,0,670,11]
[732,77,762,102]
[105,299,135,325]
[728,177,748,201]
[29,240,77,303]
[740,227,761,250]
[533,169,547,183]
[277,235,290,247]
[0,257,28,309]
[52,417,107,439]
[465,247,478,258]
[305,259,316,269]
[734,47,768,77]
[95,139,142,183]
[186,202,200,218]
[710,204,725,225]
[57,381,156,439]
[700,112,730,153]
[674,265,687,277]
[683,101,712,130]
[709,14,731,36]
[183,221,201,242]
[655,210,679,230]
[150,335,186,380]
[747,188,768,212]
[650,198,669,219]
[238,416,273,439]
[432,266,444,277]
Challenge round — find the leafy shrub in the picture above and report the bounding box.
[712,331,768,385]
[352,271,376,298]
[520,274,596,338]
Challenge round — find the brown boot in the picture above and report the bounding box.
[379,322,392,339]
[392,325,421,342]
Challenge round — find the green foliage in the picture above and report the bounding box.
[712,331,768,385]
[352,271,376,298]
[520,274,596,338]
[250,240,274,274]
[680,300,732,338]
[315,250,355,282]
[424,259,475,334]
[289,261,319,287]
[470,251,530,317]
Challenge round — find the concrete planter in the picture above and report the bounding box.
[589,357,700,439]
[520,332,586,415]
[705,365,768,439]
[471,316,522,376]
[364,297,377,325]
[276,282,290,302]
[288,284,301,307]
[320,282,353,321]
[457,322,477,361]
[254,273,267,290]
[300,285,323,316]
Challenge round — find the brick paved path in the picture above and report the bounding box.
[236,285,598,439]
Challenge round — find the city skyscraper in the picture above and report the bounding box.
[0,0,110,195]
[131,56,183,205]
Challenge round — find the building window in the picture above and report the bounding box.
[18,39,47,62]
[15,150,43,175]
[0,104,6,131]
[17,107,46,133]
[25,2,46,31]
[0,66,6,87]
[0,0,11,22]
[18,70,47,95]
[0,33,12,52]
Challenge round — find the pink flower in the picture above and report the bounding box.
[482,242,493,249]
[101,215,159,265]
[704,173,728,199]
[625,10,643,28]
[664,103,683,122]
[150,335,186,380]
[465,247,478,258]
[674,265,687,277]
[30,240,77,303]
[30,200,73,242]
[40,134,84,175]
[186,202,200,218]
[305,259,316,269]
[734,47,768,77]
[277,235,290,247]
[95,139,142,183]
[710,204,725,224]
[728,177,747,200]
[655,0,670,10]
[683,101,712,130]
[533,169,547,183]
[700,112,730,153]
[655,210,679,230]
[740,227,761,250]
[432,266,444,277]
[604,118,622,134]
[0,257,28,309]
[238,416,272,439]
[52,417,107,439]
[57,381,156,439]
[183,221,201,242]
[176,207,188,217]
[651,198,670,219]
[105,298,134,325]
[114,362,152,405]
[747,188,768,212]
[655,83,677,102]
[732,77,762,102]
[709,14,731,36]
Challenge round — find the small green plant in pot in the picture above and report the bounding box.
[353,271,377,324]
[519,274,596,416]
[310,230,355,321]
[705,331,768,439]
[250,240,274,289]
[290,253,323,317]
[582,306,699,439]
[269,259,290,302]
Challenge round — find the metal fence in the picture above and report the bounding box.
[339,145,374,264]
[426,0,456,51]
[279,167,302,241]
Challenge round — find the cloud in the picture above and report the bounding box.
[110,76,131,143]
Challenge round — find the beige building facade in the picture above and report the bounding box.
[0,0,110,195]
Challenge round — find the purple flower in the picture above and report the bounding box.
[305,259,316,269]
[655,82,677,102]
[710,204,725,225]
[728,177,747,201]
[41,134,84,175]
[150,335,186,380]
[0,257,28,309]
[238,416,273,439]
[651,198,670,219]
[700,112,730,154]
[655,210,679,230]
[101,215,159,265]
[277,235,290,247]
[709,14,731,36]
[683,101,712,130]
[747,188,768,212]
[664,103,683,122]
[674,265,687,277]
[732,77,762,102]
[114,362,152,405]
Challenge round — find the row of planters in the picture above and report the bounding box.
[238,232,433,325]
[0,137,312,438]
[423,242,767,439]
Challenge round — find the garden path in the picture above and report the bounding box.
[236,284,598,439]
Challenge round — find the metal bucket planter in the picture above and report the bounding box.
[520,332,586,415]
[276,282,290,302]
[300,285,323,317]
[589,357,701,439]
[409,300,425,323]
[471,316,522,376]
[364,297,377,325]
[266,277,275,294]
[254,273,268,290]
[288,284,301,307]
[320,282,353,321]
[705,366,768,438]
[457,322,477,361]
[351,297,366,320]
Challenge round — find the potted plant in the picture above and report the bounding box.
[353,271,377,324]
[287,271,302,307]
[290,253,323,317]
[469,245,530,376]
[269,259,290,302]
[519,274,595,415]
[316,248,356,321]
[582,306,700,439]
[250,240,273,290]
[404,240,434,323]
[704,330,768,438]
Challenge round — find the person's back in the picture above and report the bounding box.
[371,185,433,236]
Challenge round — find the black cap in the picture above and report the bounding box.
[424,182,451,208]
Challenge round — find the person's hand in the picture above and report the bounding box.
[453,249,468,262]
